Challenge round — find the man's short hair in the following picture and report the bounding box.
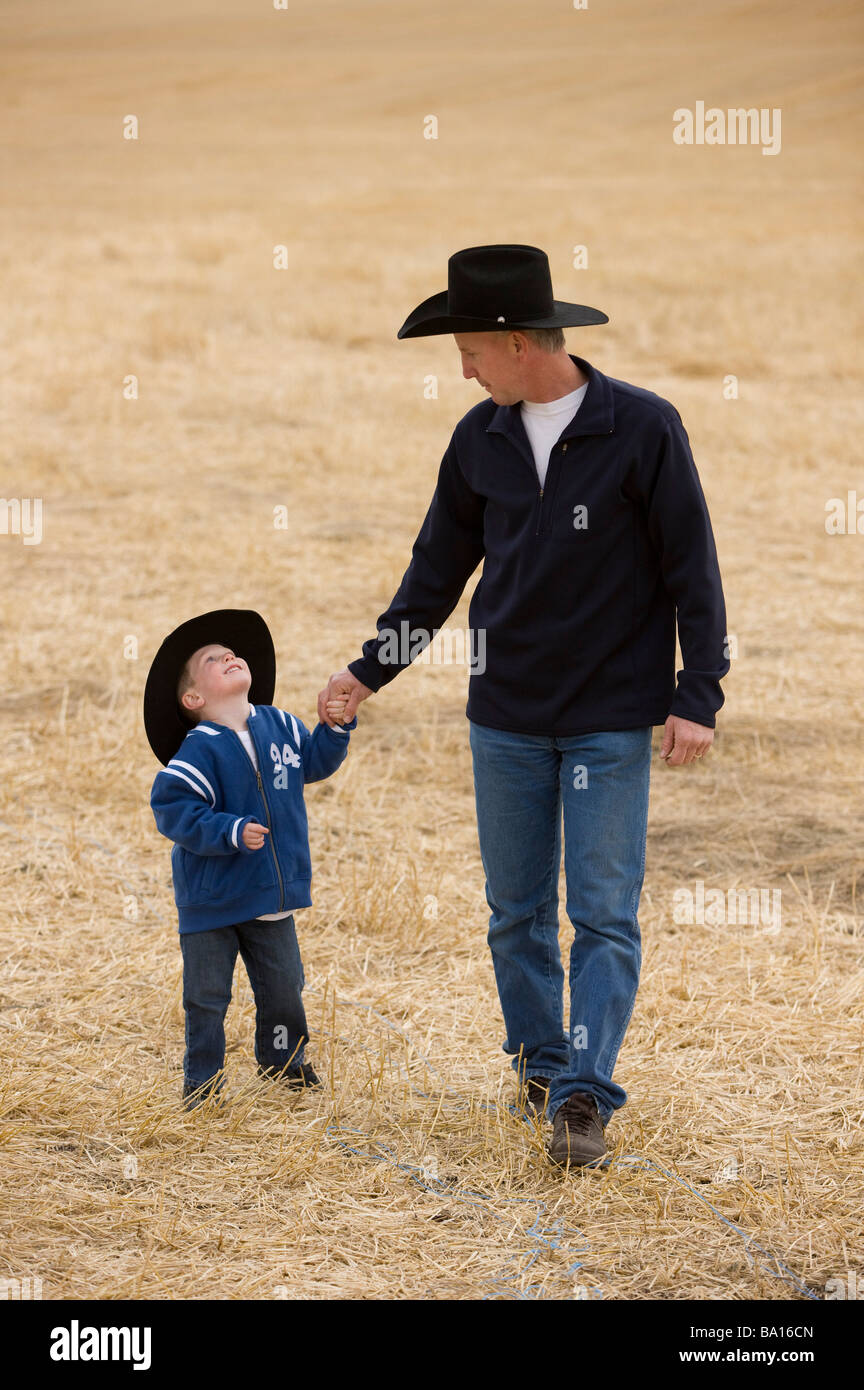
[520,326,566,353]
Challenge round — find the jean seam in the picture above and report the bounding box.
[542,804,561,997]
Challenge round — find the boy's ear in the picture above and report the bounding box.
[180,688,203,714]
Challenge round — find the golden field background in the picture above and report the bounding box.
[0,0,862,1300]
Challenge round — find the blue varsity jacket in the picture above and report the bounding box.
[150,703,357,934]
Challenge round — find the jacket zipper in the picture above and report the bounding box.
[536,440,567,535]
[228,725,286,913]
[255,765,285,912]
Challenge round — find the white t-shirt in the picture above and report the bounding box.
[237,728,294,922]
[520,382,588,489]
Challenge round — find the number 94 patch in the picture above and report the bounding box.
[270,740,301,788]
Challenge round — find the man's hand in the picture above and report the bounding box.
[242,821,270,850]
[658,715,714,767]
[317,669,374,727]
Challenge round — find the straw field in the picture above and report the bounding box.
[1,0,862,1301]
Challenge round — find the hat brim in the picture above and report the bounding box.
[397,291,609,339]
[143,609,276,766]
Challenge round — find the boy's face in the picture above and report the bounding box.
[180,643,251,718]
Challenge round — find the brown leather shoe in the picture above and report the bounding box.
[547,1092,607,1167]
[517,1075,551,1118]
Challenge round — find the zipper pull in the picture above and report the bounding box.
[256,769,263,790]
[562,442,568,454]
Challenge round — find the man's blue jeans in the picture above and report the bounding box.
[179,915,309,1092]
[469,722,653,1124]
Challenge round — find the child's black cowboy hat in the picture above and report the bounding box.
[143,609,276,766]
[396,243,608,339]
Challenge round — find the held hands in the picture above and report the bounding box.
[242,821,270,851]
[658,715,714,767]
[317,669,374,727]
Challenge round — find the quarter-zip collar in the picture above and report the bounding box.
[484,354,615,451]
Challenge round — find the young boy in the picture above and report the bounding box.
[144,608,355,1109]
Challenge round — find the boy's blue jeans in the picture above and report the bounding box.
[179,915,308,1093]
[469,721,653,1125]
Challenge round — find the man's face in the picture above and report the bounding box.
[454,331,525,405]
[182,644,251,716]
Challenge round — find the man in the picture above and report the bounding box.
[318,244,730,1167]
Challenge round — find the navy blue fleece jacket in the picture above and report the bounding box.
[348,354,729,734]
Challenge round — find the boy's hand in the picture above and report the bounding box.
[242,821,270,850]
[325,697,349,725]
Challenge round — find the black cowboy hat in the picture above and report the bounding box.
[396,244,608,339]
[143,609,276,766]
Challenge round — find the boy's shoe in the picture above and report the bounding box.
[182,1079,227,1112]
[547,1092,607,1167]
[284,1062,321,1090]
[257,1061,322,1090]
[516,1075,551,1118]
